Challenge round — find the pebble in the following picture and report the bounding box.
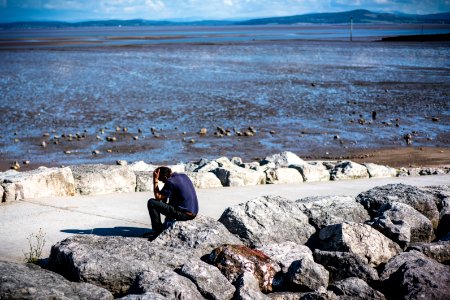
[116,160,127,166]
[96,135,103,140]
[41,141,47,147]
[92,150,100,155]
[372,111,377,120]
[133,136,139,140]
[432,117,440,122]
[244,131,254,136]
[64,150,72,154]
[334,135,340,140]
[189,139,195,144]
[107,149,113,153]
[199,128,207,135]
[248,126,256,133]
[43,133,50,137]
[270,130,276,134]
[123,127,128,132]
[116,127,121,132]
[217,127,226,135]
[138,128,143,133]
[14,138,19,143]
[106,136,117,142]
[11,161,20,170]
[23,160,30,165]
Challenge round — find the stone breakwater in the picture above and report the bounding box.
[1,183,450,299]
[1,151,449,202]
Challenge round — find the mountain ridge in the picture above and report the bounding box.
[1,9,449,29]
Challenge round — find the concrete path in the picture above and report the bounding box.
[0,175,448,263]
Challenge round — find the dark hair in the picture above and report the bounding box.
[156,166,172,183]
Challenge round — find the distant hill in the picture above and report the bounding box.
[1,10,449,29]
[236,9,450,25]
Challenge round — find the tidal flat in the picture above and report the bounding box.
[0,25,449,169]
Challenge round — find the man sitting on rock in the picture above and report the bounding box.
[144,166,198,241]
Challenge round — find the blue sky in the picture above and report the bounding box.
[1,0,449,22]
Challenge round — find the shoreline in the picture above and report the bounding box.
[1,146,449,172]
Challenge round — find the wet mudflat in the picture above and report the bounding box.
[0,30,449,169]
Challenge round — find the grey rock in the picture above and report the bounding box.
[313,250,379,284]
[328,277,386,300]
[262,151,305,168]
[185,171,223,188]
[234,272,270,300]
[0,167,75,201]
[219,196,316,247]
[265,168,304,184]
[356,184,440,229]
[48,235,195,296]
[0,260,113,300]
[209,244,281,293]
[256,242,313,275]
[286,256,329,292]
[135,171,153,192]
[330,161,369,181]
[407,241,450,265]
[318,222,401,267]
[153,215,243,255]
[296,196,369,230]
[368,202,434,249]
[70,164,136,195]
[380,251,450,300]
[421,185,450,238]
[118,293,168,300]
[363,163,397,178]
[212,166,265,187]
[290,162,330,182]
[180,259,236,300]
[0,184,3,202]
[130,269,205,299]
[129,161,157,172]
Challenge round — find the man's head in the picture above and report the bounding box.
[155,166,172,183]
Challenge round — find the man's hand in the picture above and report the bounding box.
[153,168,160,185]
[153,168,166,202]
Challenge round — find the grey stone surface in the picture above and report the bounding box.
[330,161,369,181]
[407,241,450,265]
[219,196,316,247]
[180,259,235,300]
[421,185,450,238]
[212,166,265,187]
[296,195,369,230]
[286,256,329,292]
[135,171,153,192]
[0,260,113,300]
[209,244,281,293]
[380,251,450,300]
[313,250,379,284]
[368,202,434,249]
[318,222,401,267]
[0,167,75,201]
[48,235,193,296]
[185,171,223,188]
[262,151,305,168]
[129,161,157,172]
[70,164,136,195]
[363,163,397,178]
[265,168,304,184]
[234,272,270,300]
[328,277,386,300]
[152,215,243,255]
[130,269,205,299]
[118,292,168,300]
[290,162,330,182]
[356,183,440,229]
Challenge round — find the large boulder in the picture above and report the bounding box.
[0,167,75,201]
[265,168,304,184]
[328,277,386,300]
[290,162,330,182]
[119,292,167,299]
[330,161,369,181]
[212,166,265,187]
[380,251,450,300]
[421,185,450,238]
[185,171,223,188]
[313,250,379,284]
[219,196,316,246]
[367,202,434,249]
[129,161,157,172]
[286,256,329,292]
[407,241,450,265]
[152,215,243,255]
[135,171,153,192]
[129,269,205,299]
[363,163,397,178]
[48,235,193,296]
[296,196,370,231]
[0,260,113,299]
[234,272,270,300]
[179,260,236,300]
[318,222,401,267]
[70,164,136,195]
[356,184,440,229]
[262,151,305,168]
[209,244,281,293]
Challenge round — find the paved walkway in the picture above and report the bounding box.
[0,175,448,262]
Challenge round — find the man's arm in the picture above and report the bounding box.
[153,169,167,202]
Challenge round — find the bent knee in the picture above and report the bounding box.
[147,198,157,209]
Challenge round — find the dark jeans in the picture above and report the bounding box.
[147,199,195,235]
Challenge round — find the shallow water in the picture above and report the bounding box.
[0,26,449,166]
